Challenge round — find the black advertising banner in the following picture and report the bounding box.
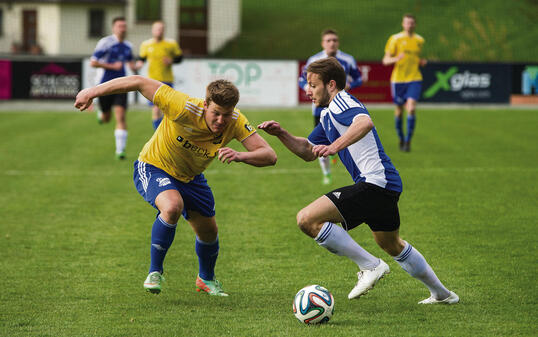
[421,63,512,103]
[11,60,82,99]
[511,64,538,95]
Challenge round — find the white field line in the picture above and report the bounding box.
[1,166,537,177]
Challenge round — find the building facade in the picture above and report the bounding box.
[0,0,240,56]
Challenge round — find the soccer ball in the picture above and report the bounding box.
[293,285,334,324]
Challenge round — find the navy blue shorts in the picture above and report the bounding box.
[391,81,422,105]
[133,160,215,220]
[148,82,174,106]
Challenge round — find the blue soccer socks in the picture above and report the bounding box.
[395,116,404,142]
[195,236,219,281]
[406,115,416,142]
[149,215,177,274]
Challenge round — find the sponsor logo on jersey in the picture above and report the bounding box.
[244,123,254,132]
[176,135,217,158]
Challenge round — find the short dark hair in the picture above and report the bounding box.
[321,28,338,39]
[112,17,126,25]
[205,80,240,108]
[403,13,416,21]
[306,57,346,90]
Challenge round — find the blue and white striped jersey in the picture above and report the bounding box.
[299,50,362,116]
[308,91,402,192]
[91,35,133,83]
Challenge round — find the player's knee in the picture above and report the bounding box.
[296,209,314,234]
[159,202,183,224]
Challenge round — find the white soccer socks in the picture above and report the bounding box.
[114,129,128,154]
[394,241,451,300]
[315,222,380,270]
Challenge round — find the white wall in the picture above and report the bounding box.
[125,0,178,55]
[208,0,241,54]
[0,3,17,53]
[37,4,60,54]
[59,4,124,56]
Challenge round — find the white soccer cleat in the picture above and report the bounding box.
[418,291,460,304]
[348,259,390,299]
[144,271,165,294]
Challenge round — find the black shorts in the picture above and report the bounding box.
[98,93,128,113]
[325,182,401,232]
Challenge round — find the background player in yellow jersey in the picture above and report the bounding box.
[383,14,426,152]
[137,21,183,130]
[74,75,277,296]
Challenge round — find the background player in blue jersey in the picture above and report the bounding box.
[91,17,136,160]
[299,29,362,185]
[260,57,458,304]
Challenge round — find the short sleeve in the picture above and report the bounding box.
[332,107,369,126]
[153,84,190,121]
[233,111,256,142]
[92,38,108,60]
[139,41,148,58]
[173,41,183,57]
[308,123,330,146]
[384,36,396,56]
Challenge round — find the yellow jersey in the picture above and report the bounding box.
[139,38,182,83]
[384,32,425,83]
[138,85,256,182]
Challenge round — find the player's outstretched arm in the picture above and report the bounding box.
[74,75,161,111]
[217,133,277,167]
[258,120,317,162]
[312,115,373,158]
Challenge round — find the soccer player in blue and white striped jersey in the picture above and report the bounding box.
[259,57,458,305]
[90,17,136,160]
[299,29,362,185]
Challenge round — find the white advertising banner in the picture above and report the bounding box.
[167,59,298,107]
[83,58,298,107]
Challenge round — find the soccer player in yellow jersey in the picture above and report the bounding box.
[383,14,427,152]
[137,21,183,130]
[74,75,277,296]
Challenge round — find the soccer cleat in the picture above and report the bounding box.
[196,275,229,296]
[403,141,411,152]
[115,152,126,160]
[348,259,390,299]
[144,271,165,294]
[322,173,332,185]
[399,140,405,151]
[418,291,460,305]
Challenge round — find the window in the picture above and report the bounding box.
[137,0,161,22]
[89,9,104,38]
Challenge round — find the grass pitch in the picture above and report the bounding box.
[0,105,537,336]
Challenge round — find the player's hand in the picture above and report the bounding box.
[74,88,94,111]
[109,61,123,71]
[420,58,428,66]
[312,144,337,158]
[217,147,243,164]
[257,120,284,136]
[162,57,172,66]
[135,60,144,70]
